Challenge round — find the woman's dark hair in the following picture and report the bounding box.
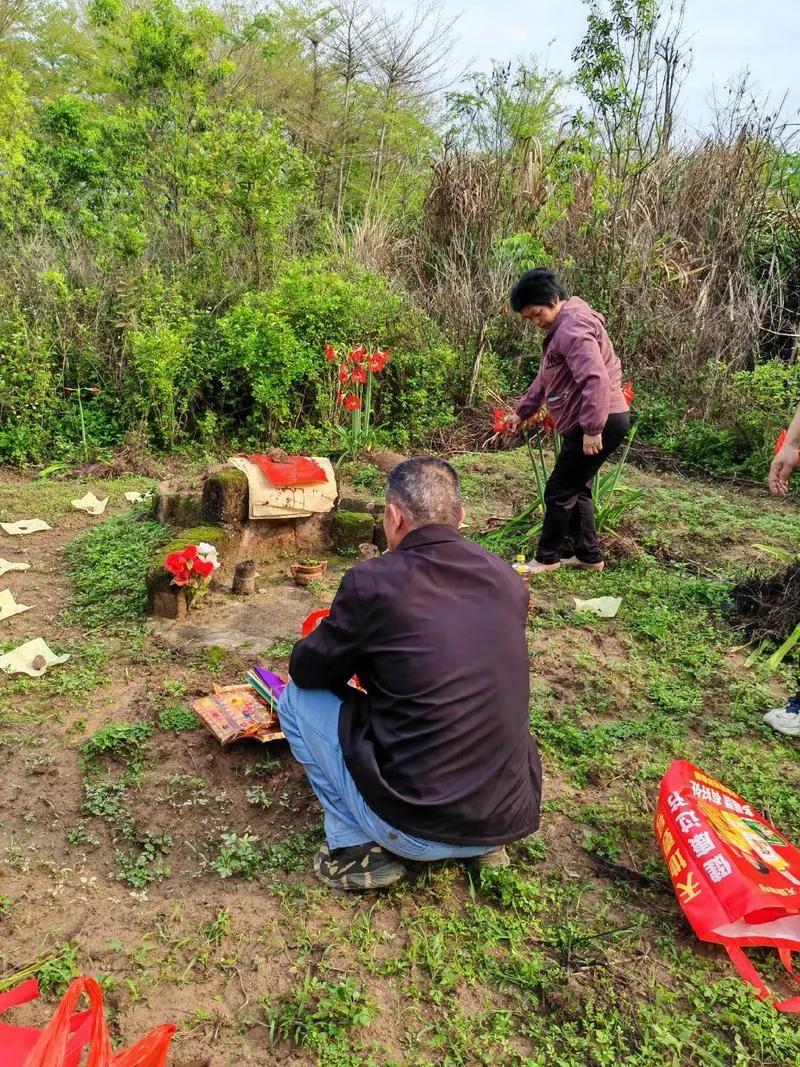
[509,268,568,312]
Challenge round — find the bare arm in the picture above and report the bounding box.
[769,405,800,496]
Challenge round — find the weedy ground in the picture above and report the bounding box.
[0,453,799,1066]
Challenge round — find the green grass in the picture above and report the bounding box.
[65,513,169,628]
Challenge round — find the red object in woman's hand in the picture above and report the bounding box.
[301,608,330,637]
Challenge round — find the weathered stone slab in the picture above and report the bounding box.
[201,468,249,527]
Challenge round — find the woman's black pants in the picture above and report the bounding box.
[535,411,631,565]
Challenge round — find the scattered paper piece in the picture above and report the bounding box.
[124,491,153,504]
[0,558,31,577]
[71,492,108,515]
[0,589,31,621]
[0,638,70,677]
[573,596,622,619]
[0,520,51,536]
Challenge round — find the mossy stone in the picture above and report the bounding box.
[202,467,248,526]
[331,510,374,554]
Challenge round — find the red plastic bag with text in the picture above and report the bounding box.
[656,760,800,1011]
[0,975,175,1066]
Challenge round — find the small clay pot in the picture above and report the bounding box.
[232,559,257,595]
[290,560,328,587]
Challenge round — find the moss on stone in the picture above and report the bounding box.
[331,510,374,554]
[202,467,248,526]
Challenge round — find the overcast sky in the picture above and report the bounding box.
[382,0,800,131]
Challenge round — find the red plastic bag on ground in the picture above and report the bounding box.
[656,760,800,1011]
[239,454,327,487]
[0,975,175,1066]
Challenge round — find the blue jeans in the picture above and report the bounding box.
[277,682,492,862]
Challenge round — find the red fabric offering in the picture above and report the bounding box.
[239,455,327,487]
[0,975,175,1065]
[656,760,800,1011]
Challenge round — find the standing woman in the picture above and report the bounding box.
[504,268,630,574]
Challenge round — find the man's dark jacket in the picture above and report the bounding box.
[289,524,542,845]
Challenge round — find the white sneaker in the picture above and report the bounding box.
[763,706,800,737]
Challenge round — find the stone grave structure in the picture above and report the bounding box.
[146,457,387,621]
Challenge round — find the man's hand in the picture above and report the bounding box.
[504,412,522,434]
[583,432,603,456]
[769,446,799,496]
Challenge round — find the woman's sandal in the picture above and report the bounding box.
[526,560,561,574]
[560,556,604,571]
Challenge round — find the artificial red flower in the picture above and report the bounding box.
[349,345,367,363]
[192,558,215,579]
[324,343,337,363]
[338,365,350,384]
[369,350,389,373]
[492,408,509,433]
[164,550,193,586]
[622,380,635,406]
[345,395,362,411]
[351,365,367,385]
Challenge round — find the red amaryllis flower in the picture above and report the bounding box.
[622,380,635,406]
[88,386,101,394]
[369,350,389,373]
[338,365,350,383]
[336,390,346,405]
[492,408,509,433]
[543,410,556,432]
[345,395,362,411]
[349,345,367,363]
[351,365,367,385]
[324,344,337,363]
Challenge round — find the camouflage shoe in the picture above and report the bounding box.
[313,842,406,890]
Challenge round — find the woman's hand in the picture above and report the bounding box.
[769,445,799,496]
[583,432,603,456]
[504,412,522,434]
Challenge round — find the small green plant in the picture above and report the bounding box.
[245,785,272,809]
[268,638,295,658]
[83,721,152,769]
[116,833,173,889]
[157,705,198,732]
[67,823,100,849]
[213,831,265,879]
[265,973,374,1053]
[38,942,80,997]
[244,756,280,777]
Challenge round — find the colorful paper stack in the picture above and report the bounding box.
[192,682,284,745]
[247,666,287,712]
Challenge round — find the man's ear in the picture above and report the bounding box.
[386,501,403,530]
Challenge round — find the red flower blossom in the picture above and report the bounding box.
[349,345,367,363]
[622,380,635,406]
[164,544,214,588]
[369,350,389,373]
[88,386,101,394]
[776,429,788,454]
[492,408,509,433]
[351,365,367,385]
[336,390,346,405]
[324,344,337,363]
[338,365,350,383]
[543,410,556,432]
[345,395,362,411]
[193,558,215,579]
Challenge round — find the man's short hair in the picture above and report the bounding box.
[386,457,462,528]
